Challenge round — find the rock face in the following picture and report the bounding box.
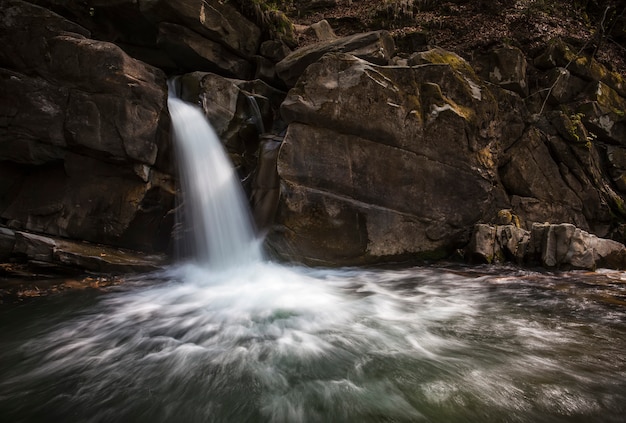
[266,37,626,267]
[0,1,175,254]
[270,52,501,265]
[3,0,626,273]
[37,0,262,79]
[156,22,253,79]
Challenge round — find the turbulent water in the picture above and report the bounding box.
[1,86,624,422]
[0,264,625,422]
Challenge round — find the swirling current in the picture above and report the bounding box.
[1,263,625,423]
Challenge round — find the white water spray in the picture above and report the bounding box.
[167,85,262,269]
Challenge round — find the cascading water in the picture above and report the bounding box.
[167,83,262,269]
[1,86,625,422]
[246,94,265,135]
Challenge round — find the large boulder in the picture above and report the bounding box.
[467,223,626,270]
[534,38,625,97]
[467,223,530,264]
[0,0,175,253]
[275,31,396,87]
[270,52,501,265]
[499,127,586,226]
[529,223,626,269]
[156,22,253,78]
[487,45,528,97]
[137,0,260,57]
[28,0,262,78]
[606,145,626,192]
[576,81,626,146]
[1,1,170,168]
[541,68,587,105]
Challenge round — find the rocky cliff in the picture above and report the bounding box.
[1,0,626,273]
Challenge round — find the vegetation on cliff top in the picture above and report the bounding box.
[232,0,626,77]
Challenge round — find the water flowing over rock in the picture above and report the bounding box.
[167,87,262,268]
[173,71,286,183]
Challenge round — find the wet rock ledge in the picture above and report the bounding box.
[0,226,167,274]
[467,223,626,270]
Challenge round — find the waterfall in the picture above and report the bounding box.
[167,84,262,269]
[246,94,265,135]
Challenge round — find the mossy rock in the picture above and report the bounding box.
[577,101,626,145]
[584,81,626,115]
[548,111,589,144]
[408,47,477,77]
[420,81,476,123]
[535,38,626,97]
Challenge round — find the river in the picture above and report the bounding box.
[1,262,624,422]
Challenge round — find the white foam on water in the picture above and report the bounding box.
[1,264,625,422]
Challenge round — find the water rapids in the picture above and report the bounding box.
[1,263,625,422]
